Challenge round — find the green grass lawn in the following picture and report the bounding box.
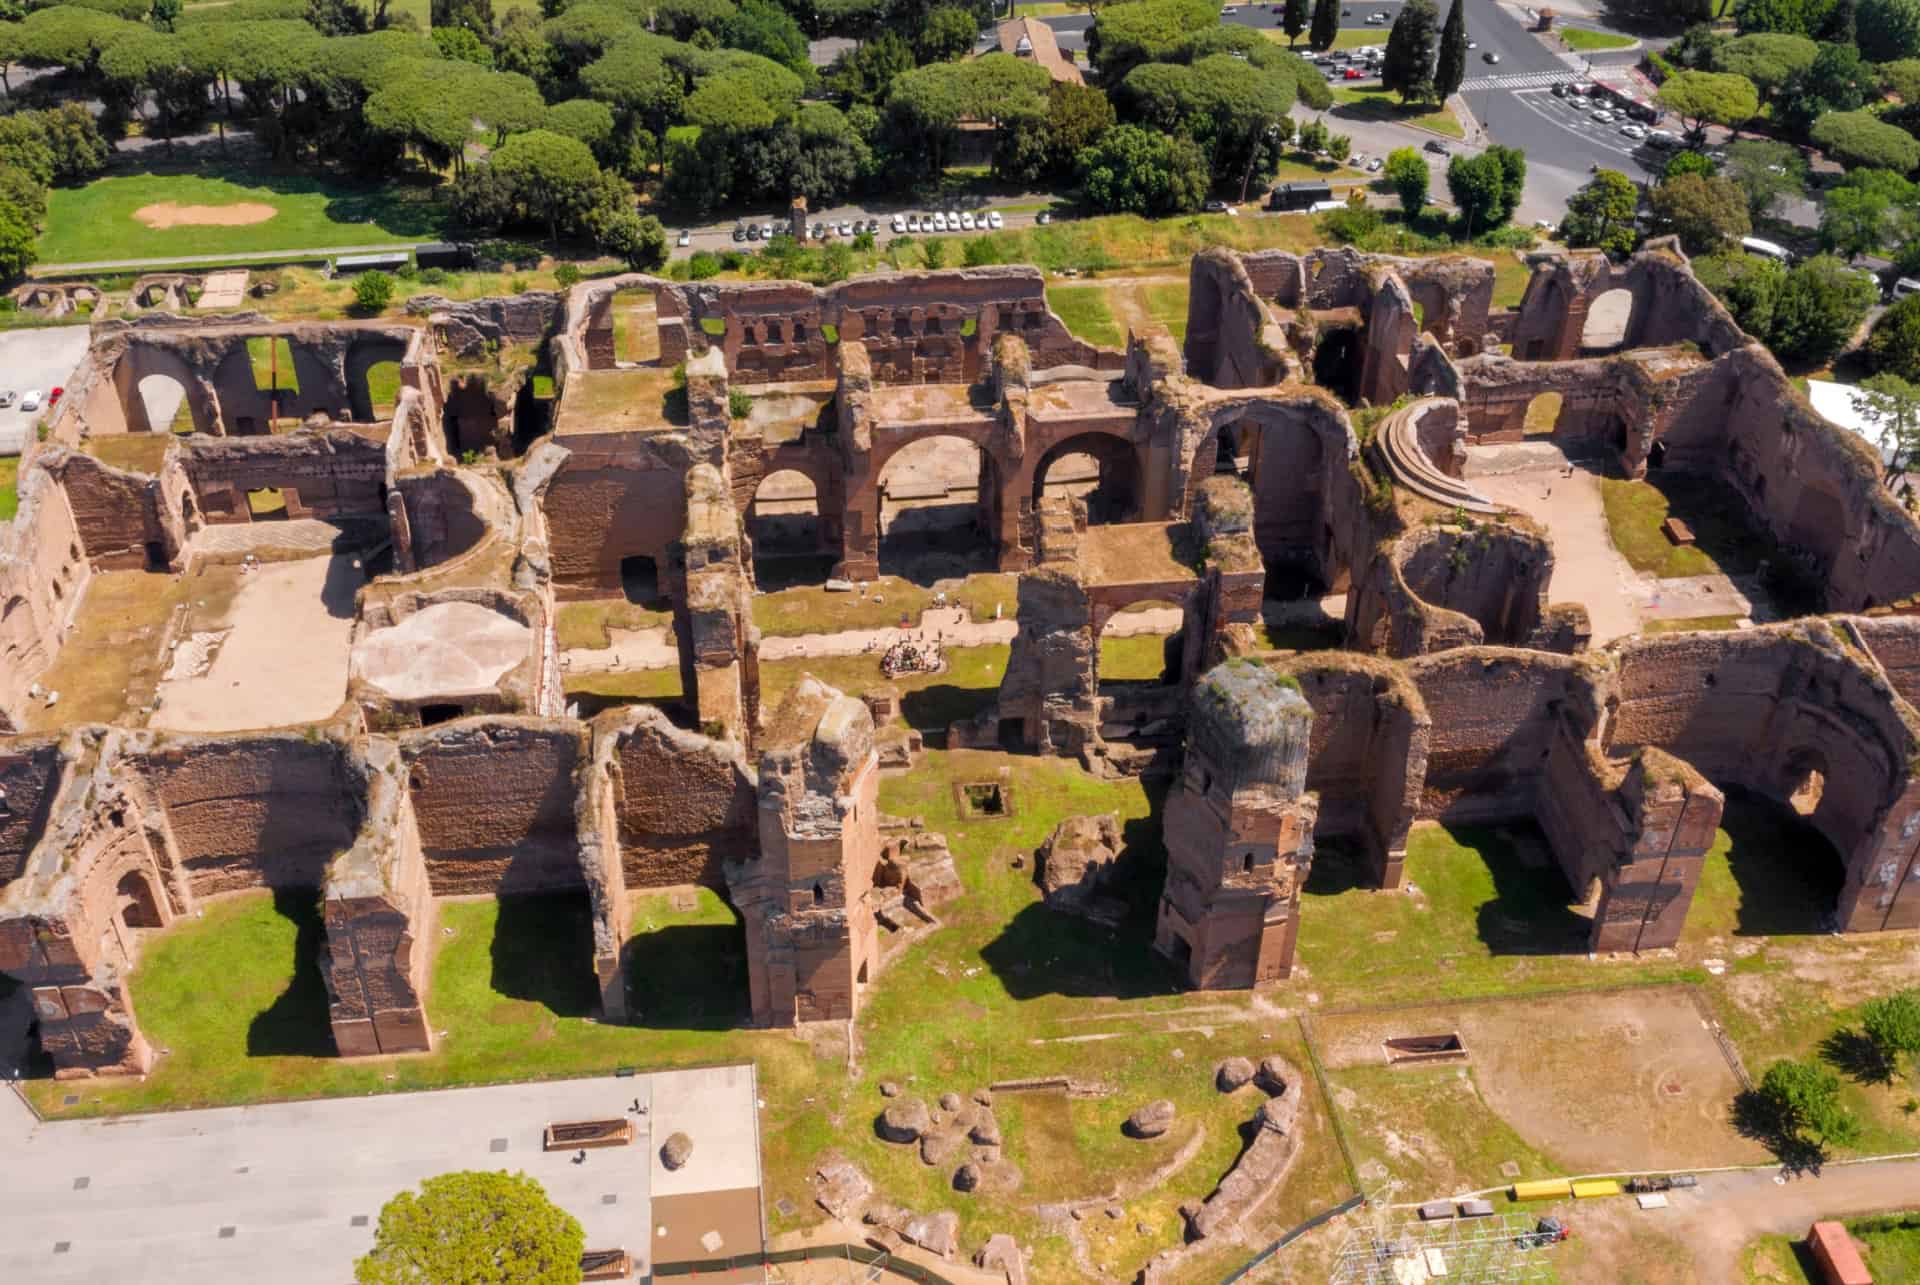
[1329,86,1466,139]
[1599,475,1768,580]
[1046,285,1125,348]
[1643,614,1744,633]
[751,573,1016,637]
[760,643,1010,732]
[1262,28,1388,48]
[1141,282,1190,343]
[37,169,445,263]
[555,598,675,649]
[1100,632,1175,681]
[1559,26,1636,51]
[0,456,17,522]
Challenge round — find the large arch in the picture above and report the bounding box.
[874,433,1002,581]
[1030,431,1144,526]
[114,343,212,435]
[1580,288,1634,352]
[748,468,830,588]
[346,335,410,423]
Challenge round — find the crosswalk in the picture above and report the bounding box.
[1458,70,1573,92]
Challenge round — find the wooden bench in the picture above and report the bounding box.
[1662,517,1696,546]
[581,1248,632,1280]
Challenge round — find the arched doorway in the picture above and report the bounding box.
[876,435,999,581]
[115,870,163,930]
[346,339,408,423]
[1031,433,1142,526]
[1312,327,1362,403]
[138,373,194,435]
[748,469,830,588]
[1580,289,1633,351]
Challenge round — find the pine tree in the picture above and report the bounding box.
[1308,0,1339,52]
[1435,0,1467,100]
[1381,0,1439,105]
[1284,0,1309,45]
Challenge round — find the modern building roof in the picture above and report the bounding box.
[994,17,1084,85]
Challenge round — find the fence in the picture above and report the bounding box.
[1220,1193,1368,1283]
[651,1243,961,1283]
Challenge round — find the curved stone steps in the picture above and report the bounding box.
[1375,398,1500,514]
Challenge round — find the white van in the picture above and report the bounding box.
[1740,236,1792,263]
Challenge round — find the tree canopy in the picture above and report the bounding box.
[1381,0,1438,105]
[1561,168,1640,257]
[354,1171,584,1285]
[1811,109,1920,172]
[1657,69,1760,134]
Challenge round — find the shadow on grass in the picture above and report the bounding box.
[1719,789,1845,937]
[490,894,598,1019]
[1730,1089,1831,1177]
[245,888,335,1058]
[1461,825,1590,957]
[901,683,999,736]
[980,777,1178,1000]
[1821,1027,1896,1088]
[623,915,751,1030]
[1303,839,1374,897]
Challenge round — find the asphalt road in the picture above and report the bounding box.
[0,328,91,456]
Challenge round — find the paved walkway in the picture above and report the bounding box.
[37,242,429,274]
[1464,442,1641,646]
[0,1066,762,1284]
[562,604,1187,676]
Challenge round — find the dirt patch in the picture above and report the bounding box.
[1316,987,1766,1173]
[133,201,280,229]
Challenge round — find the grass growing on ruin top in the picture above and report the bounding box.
[36,169,445,264]
[555,597,675,649]
[0,456,16,522]
[1046,285,1125,348]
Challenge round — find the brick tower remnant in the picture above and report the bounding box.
[730,676,881,1025]
[1155,661,1319,988]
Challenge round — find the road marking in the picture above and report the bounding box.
[1503,88,1660,166]
[1460,70,1571,91]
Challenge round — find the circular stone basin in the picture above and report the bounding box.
[356,602,531,701]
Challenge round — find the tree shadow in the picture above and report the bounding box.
[489,894,598,1019]
[1730,1089,1830,1177]
[623,914,750,1031]
[900,683,998,735]
[1719,789,1845,937]
[1464,826,1591,957]
[245,888,336,1058]
[1821,1027,1896,1089]
[979,778,1178,1001]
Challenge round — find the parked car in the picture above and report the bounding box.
[960,211,977,230]
[0,390,14,408]
[1366,11,1386,21]
[676,229,691,247]
[1424,139,1449,154]
[1343,66,1365,78]
[20,389,42,412]
[985,210,1004,229]
[1036,211,1053,225]
[891,213,906,233]
[48,387,61,407]
[732,224,746,241]
[763,222,778,239]
[1467,39,1477,48]
[1893,276,1920,301]
[1366,155,1384,172]
[746,223,762,241]
[1646,129,1680,148]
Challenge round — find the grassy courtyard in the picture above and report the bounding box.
[1600,473,1770,581]
[1046,284,1125,348]
[36,169,445,264]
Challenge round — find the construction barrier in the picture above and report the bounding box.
[651,1244,959,1282]
[1571,1179,1622,1199]
[1510,1178,1573,1201]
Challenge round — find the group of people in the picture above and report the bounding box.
[879,634,944,678]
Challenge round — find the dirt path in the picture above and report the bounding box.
[1466,443,1641,646]
[562,605,1188,676]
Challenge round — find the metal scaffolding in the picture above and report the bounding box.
[1328,1212,1559,1284]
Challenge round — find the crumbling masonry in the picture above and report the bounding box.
[9,237,1920,1075]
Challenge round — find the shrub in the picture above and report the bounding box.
[416,267,451,286]
[687,250,722,280]
[553,262,582,288]
[351,271,395,315]
[728,387,752,419]
[1870,295,1920,382]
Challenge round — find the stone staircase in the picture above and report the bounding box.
[1374,398,1500,514]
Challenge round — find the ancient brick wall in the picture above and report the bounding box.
[0,463,93,729]
[599,708,757,891]
[42,449,170,569]
[396,469,490,570]
[539,443,691,600]
[137,733,364,895]
[183,428,390,525]
[1347,520,1556,658]
[1853,616,1920,711]
[401,719,584,895]
[0,738,62,884]
[1407,648,1601,822]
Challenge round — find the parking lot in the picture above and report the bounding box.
[0,326,91,455]
[729,208,1013,244]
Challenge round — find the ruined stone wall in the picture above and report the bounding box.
[0,463,93,729]
[599,707,757,891]
[395,469,491,571]
[401,718,584,895]
[1347,519,1557,658]
[1507,244,1747,363]
[0,737,62,884]
[40,448,174,570]
[1852,616,1920,711]
[1605,625,1920,931]
[183,427,391,525]
[136,732,365,895]
[1407,648,1602,822]
[537,439,692,599]
[1270,655,1429,888]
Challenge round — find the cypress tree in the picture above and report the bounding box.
[1284,0,1309,45]
[1381,0,1439,105]
[1309,0,1339,52]
[1435,0,1467,100]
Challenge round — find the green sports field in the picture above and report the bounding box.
[36,170,446,264]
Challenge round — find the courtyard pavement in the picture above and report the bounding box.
[0,327,91,456]
[0,1064,764,1284]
